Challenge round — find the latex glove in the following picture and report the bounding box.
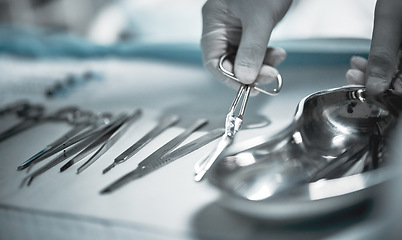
[201,0,292,95]
[350,0,402,95]
[346,55,368,85]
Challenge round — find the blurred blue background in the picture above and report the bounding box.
[0,0,375,65]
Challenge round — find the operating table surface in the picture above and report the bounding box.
[0,49,401,239]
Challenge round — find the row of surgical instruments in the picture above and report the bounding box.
[0,100,224,193]
[1,53,282,194]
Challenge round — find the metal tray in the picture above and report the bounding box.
[207,86,401,220]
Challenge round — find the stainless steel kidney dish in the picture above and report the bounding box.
[207,86,402,220]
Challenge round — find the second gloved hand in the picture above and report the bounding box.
[346,55,402,95]
[347,0,402,95]
[201,0,292,95]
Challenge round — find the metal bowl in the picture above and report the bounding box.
[208,86,402,220]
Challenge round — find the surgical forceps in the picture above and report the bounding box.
[18,110,111,170]
[101,129,224,194]
[101,119,213,194]
[194,53,283,181]
[22,110,140,186]
[76,110,142,173]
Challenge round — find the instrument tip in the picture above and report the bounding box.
[194,171,206,182]
[76,167,84,174]
[60,161,73,172]
[76,163,89,174]
[17,165,26,171]
[100,187,112,194]
[27,176,34,186]
[102,163,115,174]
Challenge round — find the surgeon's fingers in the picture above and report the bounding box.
[350,56,368,72]
[393,75,402,94]
[234,14,274,85]
[365,0,402,95]
[255,47,286,86]
[256,65,280,84]
[346,69,365,85]
[201,0,239,70]
[264,47,287,67]
[232,0,291,85]
[201,0,243,89]
[346,56,367,85]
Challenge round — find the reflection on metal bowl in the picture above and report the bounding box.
[208,86,402,220]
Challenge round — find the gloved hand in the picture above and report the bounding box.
[201,0,292,95]
[346,55,368,85]
[346,0,402,95]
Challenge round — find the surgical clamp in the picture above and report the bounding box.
[194,53,283,181]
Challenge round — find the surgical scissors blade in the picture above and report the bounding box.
[103,115,180,174]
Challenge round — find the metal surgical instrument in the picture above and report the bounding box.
[17,110,104,170]
[194,53,283,181]
[0,104,45,142]
[0,100,30,117]
[155,128,225,166]
[76,110,142,174]
[0,105,91,143]
[18,124,89,170]
[103,115,180,174]
[100,119,209,194]
[58,113,133,172]
[22,114,124,186]
[22,111,140,186]
[194,85,251,181]
[218,52,283,96]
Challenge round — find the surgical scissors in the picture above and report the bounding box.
[0,100,30,117]
[0,104,91,143]
[0,103,45,142]
[194,53,283,181]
